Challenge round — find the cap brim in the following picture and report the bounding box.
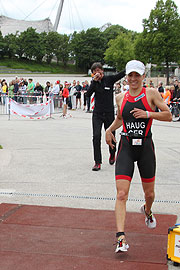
[126,69,144,75]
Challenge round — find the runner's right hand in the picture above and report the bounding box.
[105,129,116,149]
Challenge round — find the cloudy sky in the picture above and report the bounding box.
[0,0,180,34]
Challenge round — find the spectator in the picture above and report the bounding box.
[172,82,180,121]
[82,80,90,111]
[14,79,19,102]
[158,82,164,96]
[122,80,129,92]
[59,84,63,108]
[76,81,82,109]
[114,82,121,95]
[19,81,27,104]
[69,80,77,110]
[149,80,154,88]
[34,82,44,103]
[8,81,14,99]
[162,86,171,106]
[174,79,179,98]
[68,83,72,110]
[84,80,90,112]
[0,79,2,103]
[143,80,147,88]
[27,78,34,104]
[2,81,7,105]
[62,83,70,118]
[170,85,175,100]
[51,81,60,108]
[23,79,28,86]
[44,81,51,101]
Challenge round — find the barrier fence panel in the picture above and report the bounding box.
[0,94,64,119]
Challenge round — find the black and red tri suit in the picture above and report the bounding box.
[115,87,156,183]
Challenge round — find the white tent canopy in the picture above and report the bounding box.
[0,15,53,36]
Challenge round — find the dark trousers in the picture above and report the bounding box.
[86,96,90,111]
[92,112,116,164]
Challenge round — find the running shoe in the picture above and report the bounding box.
[115,237,129,253]
[109,154,115,165]
[92,163,101,171]
[140,204,156,229]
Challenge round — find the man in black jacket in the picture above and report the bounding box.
[86,62,125,171]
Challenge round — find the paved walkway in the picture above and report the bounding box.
[0,108,179,269]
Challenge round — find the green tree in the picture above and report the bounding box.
[0,31,5,58]
[104,32,135,70]
[102,24,129,44]
[70,28,106,71]
[54,34,70,66]
[18,28,41,60]
[3,33,18,58]
[134,32,151,64]
[16,33,25,59]
[34,32,47,62]
[135,0,180,84]
[44,31,60,64]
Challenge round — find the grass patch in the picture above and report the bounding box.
[0,58,85,74]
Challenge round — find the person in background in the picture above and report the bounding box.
[122,80,129,93]
[70,80,77,110]
[174,79,179,98]
[62,82,70,118]
[8,81,14,100]
[14,79,19,102]
[82,80,90,111]
[149,80,154,88]
[27,78,34,104]
[86,62,125,171]
[0,79,2,103]
[2,81,7,105]
[143,80,147,88]
[162,85,171,106]
[23,78,28,86]
[34,82,44,103]
[76,81,82,109]
[45,81,51,101]
[85,80,90,112]
[19,81,27,104]
[59,84,63,108]
[170,85,175,101]
[172,81,180,121]
[68,82,72,110]
[114,82,121,95]
[158,82,164,96]
[51,81,60,108]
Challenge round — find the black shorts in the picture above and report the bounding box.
[76,92,81,99]
[115,136,156,183]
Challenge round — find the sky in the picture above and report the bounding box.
[0,0,180,34]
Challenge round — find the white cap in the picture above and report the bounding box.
[125,60,145,75]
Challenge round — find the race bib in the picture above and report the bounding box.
[132,139,142,146]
